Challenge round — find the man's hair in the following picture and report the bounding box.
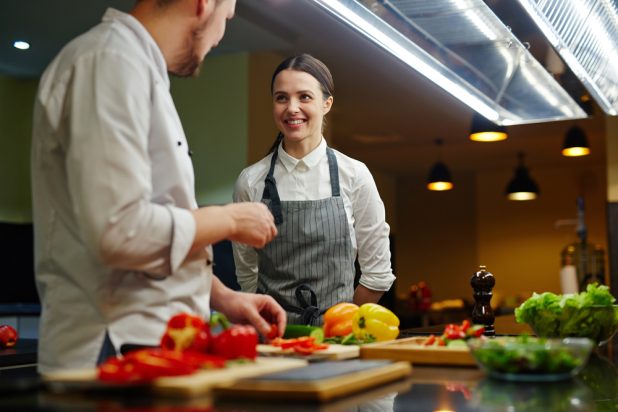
[136,0,223,7]
[135,0,179,7]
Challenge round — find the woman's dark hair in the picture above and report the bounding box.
[267,54,335,154]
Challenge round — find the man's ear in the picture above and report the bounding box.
[323,96,334,115]
[195,0,207,17]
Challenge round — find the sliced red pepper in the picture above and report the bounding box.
[423,335,436,346]
[98,348,226,383]
[266,324,279,340]
[125,349,197,380]
[460,320,471,332]
[443,324,466,340]
[466,325,485,337]
[98,357,144,383]
[269,336,329,354]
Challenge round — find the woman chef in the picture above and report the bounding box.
[232,54,395,325]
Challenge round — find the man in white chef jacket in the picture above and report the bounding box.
[30,0,284,373]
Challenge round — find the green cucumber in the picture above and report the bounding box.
[446,339,467,348]
[283,325,325,343]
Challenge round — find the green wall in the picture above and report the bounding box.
[0,76,38,222]
[172,53,249,206]
[0,53,249,222]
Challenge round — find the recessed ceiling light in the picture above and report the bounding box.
[13,41,30,50]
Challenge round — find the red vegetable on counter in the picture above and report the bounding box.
[270,336,329,355]
[160,313,210,352]
[422,320,485,347]
[266,323,279,340]
[0,325,18,349]
[98,348,226,383]
[209,313,258,360]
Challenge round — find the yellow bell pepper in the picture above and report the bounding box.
[323,303,359,337]
[352,303,400,342]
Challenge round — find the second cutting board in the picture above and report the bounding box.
[360,336,476,366]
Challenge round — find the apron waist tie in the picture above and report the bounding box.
[282,284,326,325]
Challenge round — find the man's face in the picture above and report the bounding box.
[172,0,236,77]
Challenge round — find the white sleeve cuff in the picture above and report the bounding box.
[358,272,396,292]
[167,206,196,275]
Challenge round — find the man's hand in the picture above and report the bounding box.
[190,203,277,256]
[211,278,286,338]
[225,202,277,248]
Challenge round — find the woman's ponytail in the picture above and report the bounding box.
[267,132,284,155]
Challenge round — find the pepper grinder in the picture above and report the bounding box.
[470,265,495,336]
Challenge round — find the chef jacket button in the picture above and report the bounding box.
[108,215,119,224]
[188,150,193,157]
[206,259,212,266]
[177,141,182,146]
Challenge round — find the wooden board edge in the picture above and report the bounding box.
[213,361,412,402]
[360,348,475,366]
[152,357,308,398]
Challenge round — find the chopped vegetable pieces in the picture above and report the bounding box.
[270,336,329,355]
[422,319,485,347]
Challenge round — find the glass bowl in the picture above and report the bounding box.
[523,305,618,346]
[467,336,593,382]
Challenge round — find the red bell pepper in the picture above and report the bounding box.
[160,313,210,352]
[209,313,258,360]
[0,325,18,349]
[98,348,226,383]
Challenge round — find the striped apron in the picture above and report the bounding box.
[258,147,356,325]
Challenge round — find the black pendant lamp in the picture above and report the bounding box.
[427,139,454,191]
[469,113,508,142]
[506,152,539,201]
[562,126,590,157]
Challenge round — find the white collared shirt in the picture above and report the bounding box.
[31,9,212,372]
[233,138,395,293]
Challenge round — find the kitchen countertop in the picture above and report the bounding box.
[0,338,37,368]
[0,317,616,411]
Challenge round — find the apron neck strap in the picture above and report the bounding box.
[261,144,341,226]
[326,147,340,197]
[262,151,283,225]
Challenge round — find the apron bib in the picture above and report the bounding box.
[258,147,355,325]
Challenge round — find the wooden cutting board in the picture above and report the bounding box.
[213,359,412,402]
[43,357,308,398]
[360,337,476,366]
[257,343,359,360]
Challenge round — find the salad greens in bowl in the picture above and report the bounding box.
[514,284,618,345]
[467,336,593,381]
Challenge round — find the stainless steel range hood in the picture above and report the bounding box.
[312,0,587,125]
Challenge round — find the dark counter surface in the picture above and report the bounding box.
[0,338,37,367]
[1,317,616,411]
